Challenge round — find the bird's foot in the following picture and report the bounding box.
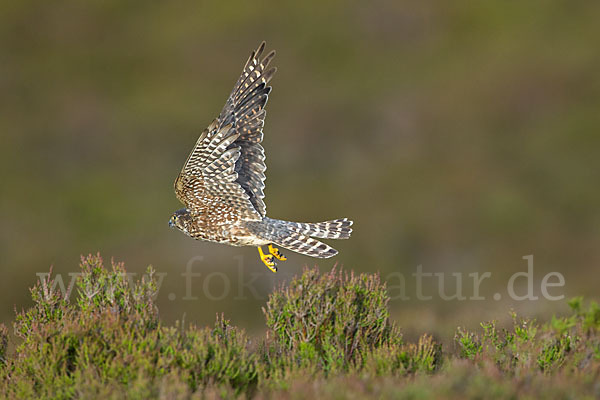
[258,246,277,273]
[268,244,287,261]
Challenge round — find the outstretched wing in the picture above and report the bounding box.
[217,41,276,217]
[174,121,262,221]
[174,42,276,222]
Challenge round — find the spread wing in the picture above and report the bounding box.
[217,41,276,217]
[174,42,276,222]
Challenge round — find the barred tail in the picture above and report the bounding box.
[275,232,339,258]
[287,218,353,239]
[270,218,353,259]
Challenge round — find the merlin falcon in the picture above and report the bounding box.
[169,42,352,272]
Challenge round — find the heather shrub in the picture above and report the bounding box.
[360,333,442,376]
[0,325,7,366]
[1,255,598,398]
[455,299,600,376]
[1,254,257,399]
[261,266,419,376]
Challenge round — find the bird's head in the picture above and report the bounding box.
[169,208,192,234]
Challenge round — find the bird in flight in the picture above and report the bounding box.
[170,42,352,272]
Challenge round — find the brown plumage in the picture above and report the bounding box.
[170,42,352,272]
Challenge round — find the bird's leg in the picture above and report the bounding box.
[258,246,277,273]
[268,244,287,261]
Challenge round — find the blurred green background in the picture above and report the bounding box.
[1,0,599,337]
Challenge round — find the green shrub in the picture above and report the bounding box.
[261,266,407,375]
[1,254,257,399]
[455,299,600,377]
[455,327,482,360]
[0,325,7,366]
[363,334,442,376]
[1,255,599,398]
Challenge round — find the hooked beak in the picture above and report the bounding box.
[168,219,174,228]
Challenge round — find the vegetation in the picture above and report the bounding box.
[3,1,600,337]
[1,254,599,399]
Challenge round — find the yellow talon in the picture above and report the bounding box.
[268,244,287,261]
[258,246,277,273]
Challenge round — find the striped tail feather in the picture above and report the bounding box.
[274,232,339,259]
[287,218,353,239]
